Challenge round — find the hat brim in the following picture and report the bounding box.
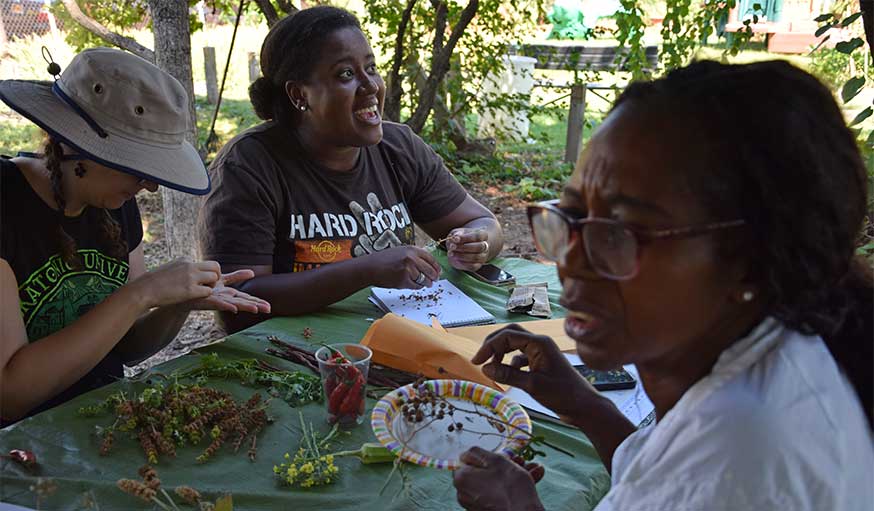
[0,79,210,195]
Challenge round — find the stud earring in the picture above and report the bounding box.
[298,104,307,111]
[742,291,755,302]
[74,161,87,178]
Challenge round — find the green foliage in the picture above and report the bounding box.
[51,0,242,51]
[613,0,651,79]
[51,0,150,51]
[809,46,870,90]
[365,0,547,141]
[180,352,323,407]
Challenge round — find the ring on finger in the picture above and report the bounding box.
[482,240,490,254]
[414,272,426,285]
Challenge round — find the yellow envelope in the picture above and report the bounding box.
[360,313,500,389]
[448,319,577,353]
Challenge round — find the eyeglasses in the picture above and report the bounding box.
[526,203,745,280]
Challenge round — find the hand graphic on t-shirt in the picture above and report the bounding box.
[349,193,403,256]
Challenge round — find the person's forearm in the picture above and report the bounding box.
[115,303,191,365]
[221,257,376,333]
[462,216,503,259]
[0,286,147,421]
[561,394,637,473]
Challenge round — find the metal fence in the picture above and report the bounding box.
[0,0,63,43]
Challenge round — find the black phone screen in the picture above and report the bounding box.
[475,264,512,283]
[574,365,636,391]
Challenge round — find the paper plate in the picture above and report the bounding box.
[371,379,532,470]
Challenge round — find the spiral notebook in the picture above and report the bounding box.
[368,280,496,328]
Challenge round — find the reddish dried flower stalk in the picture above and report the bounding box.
[117,479,156,502]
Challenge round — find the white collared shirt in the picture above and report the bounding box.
[594,317,874,511]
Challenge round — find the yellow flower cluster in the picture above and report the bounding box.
[273,449,339,488]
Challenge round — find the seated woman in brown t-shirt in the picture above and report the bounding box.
[198,6,504,333]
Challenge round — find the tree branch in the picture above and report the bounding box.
[432,0,447,55]
[60,0,155,62]
[408,56,494,158]
[384,0,418,122]
[862,0,873,59]
[275,0,298,16]
[406,0,478,133]
[252,0,280,27]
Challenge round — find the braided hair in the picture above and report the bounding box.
[248,6,361,127]
[612,60,873,427]
[43,135,129,268]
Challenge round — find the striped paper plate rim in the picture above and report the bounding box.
[370,379,532,470]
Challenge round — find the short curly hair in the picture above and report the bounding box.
[613,60,872,426]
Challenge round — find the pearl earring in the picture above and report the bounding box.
[298,104,307,111]
[742,291,755,302]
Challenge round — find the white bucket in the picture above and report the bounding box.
[477,55,538,142]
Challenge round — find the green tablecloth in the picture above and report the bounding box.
[0,256,610,511]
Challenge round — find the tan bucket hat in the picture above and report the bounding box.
[0,47,209,194]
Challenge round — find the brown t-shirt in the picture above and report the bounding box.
[199,121,468,273]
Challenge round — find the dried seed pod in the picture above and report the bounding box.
[175,485,202,505]
[117,479,156,502]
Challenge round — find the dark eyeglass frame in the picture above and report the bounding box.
[526,203,745,280]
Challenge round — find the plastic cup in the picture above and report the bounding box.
[315,343,372,428]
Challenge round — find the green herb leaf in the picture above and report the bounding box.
[814,13,835,22]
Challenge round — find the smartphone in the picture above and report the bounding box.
[574,365,636,391]
[467,264,516,287]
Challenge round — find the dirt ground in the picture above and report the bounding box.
[125,184,540,376]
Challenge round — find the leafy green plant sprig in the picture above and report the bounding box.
[178,352,322,407]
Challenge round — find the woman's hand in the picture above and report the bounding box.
[126,260,222,309]
[472,324,597,420]
[453,447,545,511]
[184,269,271,314]
[366,246,441,289]
[446,228,491,271]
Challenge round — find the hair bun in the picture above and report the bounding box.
[249,76,276,120]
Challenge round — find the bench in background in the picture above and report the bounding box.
[509,43,659,163]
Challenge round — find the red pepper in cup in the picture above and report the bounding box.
[328,380,350,415]
[318,344,370,426]
[339,374,365,416]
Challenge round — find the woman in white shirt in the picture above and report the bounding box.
[452,60,873,511]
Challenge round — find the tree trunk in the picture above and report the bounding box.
[862,0,873,59]
[60,0,155,62]
[275,0,298,15]
[384,0,418,122]
[252,0,280,27]
[149,0,201,261]
[406,0,478,133]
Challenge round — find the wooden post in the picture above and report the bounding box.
[564,83,586,165]
[248,52,259,83]
[203,46,218,104]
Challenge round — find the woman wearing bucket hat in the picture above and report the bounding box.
[199,6,504,333]
[0,47,270,423]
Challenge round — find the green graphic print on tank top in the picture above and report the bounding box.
[18,249,129,340]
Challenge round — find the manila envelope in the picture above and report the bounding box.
[448,319,577,353]
[360,313,500,389]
